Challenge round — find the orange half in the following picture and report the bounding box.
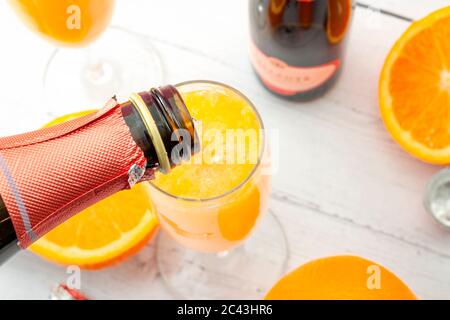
[379,6,450,164]
[29,111,159,269]
[265,255,416,300]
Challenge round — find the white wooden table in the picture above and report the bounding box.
[0,0,449,300]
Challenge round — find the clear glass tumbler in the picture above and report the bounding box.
[150,81,288,299]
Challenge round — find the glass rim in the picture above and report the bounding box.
[148,80,266,202]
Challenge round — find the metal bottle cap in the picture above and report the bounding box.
[129,92,171,174]
[424,167,450,228]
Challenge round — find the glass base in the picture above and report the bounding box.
[156,209,289,299]
[43,26,164,117]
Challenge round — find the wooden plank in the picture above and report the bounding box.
[359,0,450,20]
[1,194,449,299]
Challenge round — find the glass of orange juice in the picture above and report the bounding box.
[8,0,163,115]
[151,81,287,299]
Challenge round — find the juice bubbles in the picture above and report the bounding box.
[9,0,115,47]
[150,81,270,252]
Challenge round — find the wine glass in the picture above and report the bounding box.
[8,0,163,116]
[150,80,288,299]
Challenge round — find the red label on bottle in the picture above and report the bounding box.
[250,42,340,96]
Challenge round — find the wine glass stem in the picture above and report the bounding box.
[84,48,114,86]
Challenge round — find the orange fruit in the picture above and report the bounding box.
[379,6,450,164]
[327,0,352,44]
[265,256,416,300]
[29,111,159,269]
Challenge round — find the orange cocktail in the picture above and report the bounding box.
[150,81,270,252]
[9,0,115,47]
[8,0,163,117]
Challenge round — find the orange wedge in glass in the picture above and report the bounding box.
[379,6,450,164]
[29,111,159,269]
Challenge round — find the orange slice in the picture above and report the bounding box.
[327,0,352,44]
[379,6,450,164]
[265,255,416,300]
[29,111,159,269]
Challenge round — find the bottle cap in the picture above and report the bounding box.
[129,92,171,174]
[424,167,450,228]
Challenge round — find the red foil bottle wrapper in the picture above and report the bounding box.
[0,99,153,248]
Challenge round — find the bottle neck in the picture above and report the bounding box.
[121,85,199,174]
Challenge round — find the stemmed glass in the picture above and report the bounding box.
[150,81,288,299]
[8,0,163,116]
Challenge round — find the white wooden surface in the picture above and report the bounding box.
[0,0,449,299]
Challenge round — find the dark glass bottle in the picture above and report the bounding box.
[0,85,198,264]
[249,0,354,100]
[0,196,17,264]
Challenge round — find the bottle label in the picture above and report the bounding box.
[250,42,340,96]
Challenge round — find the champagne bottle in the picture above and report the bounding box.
[249,0,354,100]
[0,85,198,264]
